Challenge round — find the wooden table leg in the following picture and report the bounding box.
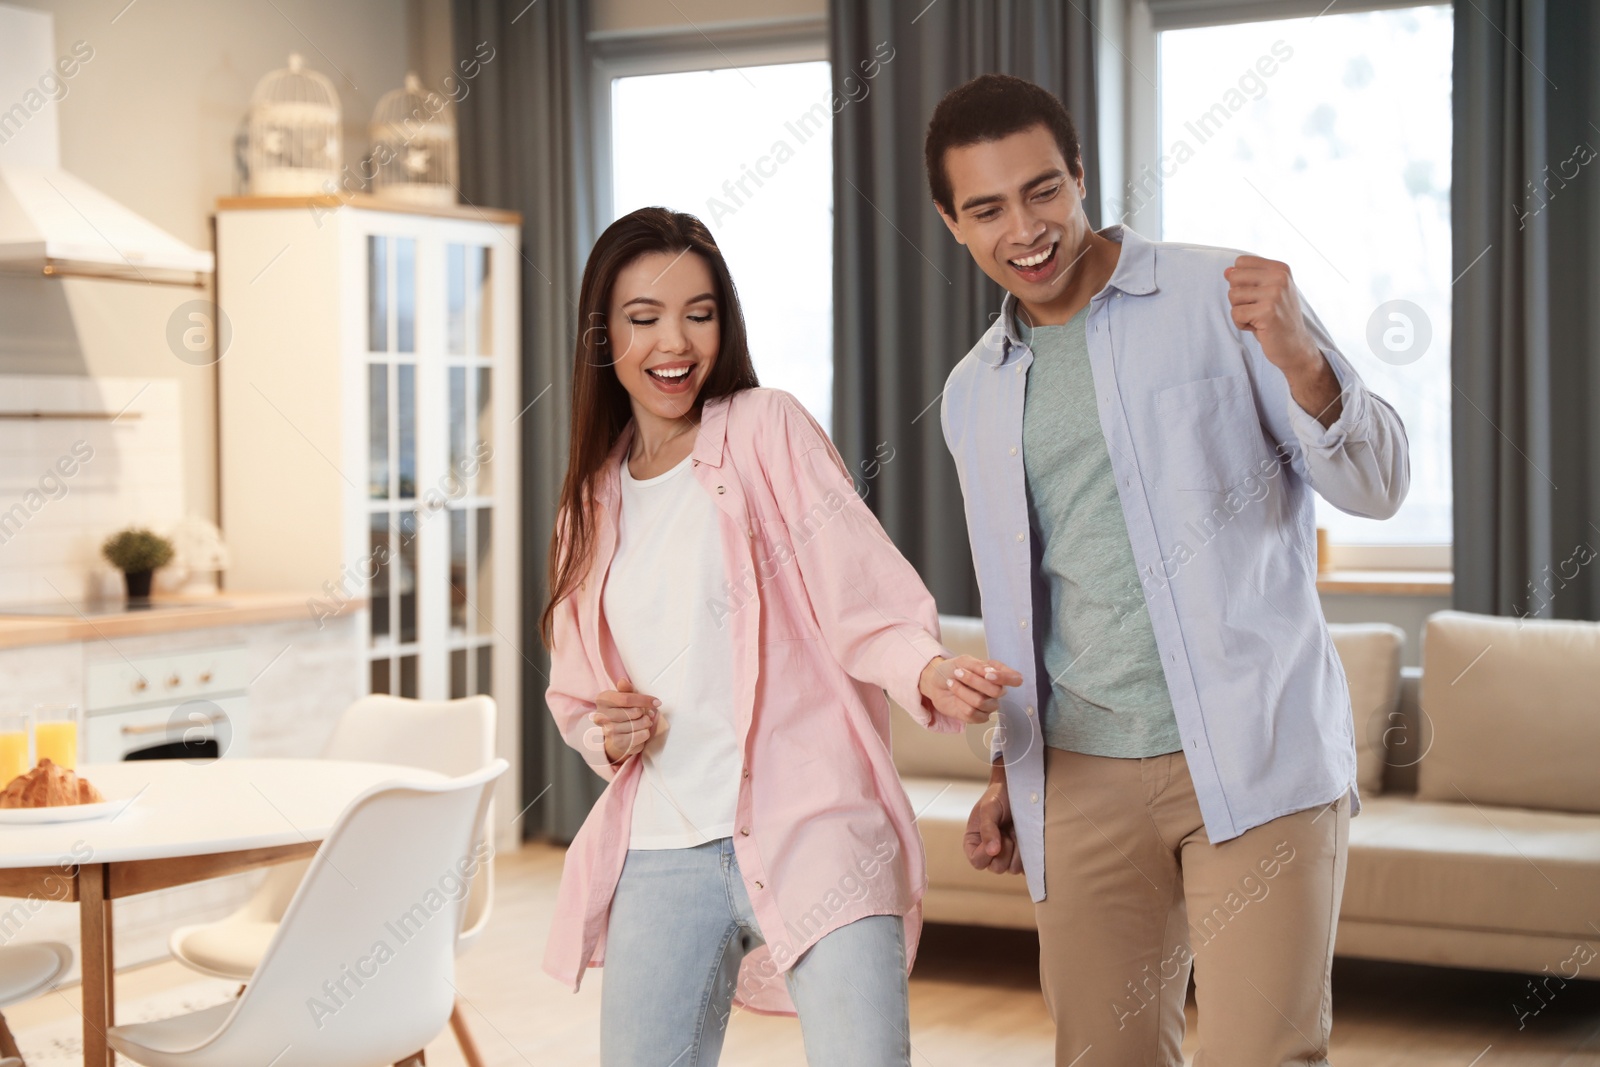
[78,863,114,1067]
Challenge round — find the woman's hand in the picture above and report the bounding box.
[918,655,1024,725]
[592,678,660,765]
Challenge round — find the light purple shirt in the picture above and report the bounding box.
[940,225,1410,902]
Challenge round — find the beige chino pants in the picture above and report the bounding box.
[1034,746,1350,1066]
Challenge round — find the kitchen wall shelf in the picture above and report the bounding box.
[215,198,520,806]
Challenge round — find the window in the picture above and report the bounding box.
[1155,4,1453,550]
[608,61,835,431]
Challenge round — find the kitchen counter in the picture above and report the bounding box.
[0,591,365,650]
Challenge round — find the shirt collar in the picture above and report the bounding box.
[599,392,731,507]
[691,393,730,469]
[997,224,1157,356]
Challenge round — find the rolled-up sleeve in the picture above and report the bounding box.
[1254,291,1411,520]
[763,393,963,734]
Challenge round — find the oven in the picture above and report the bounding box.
[84,646,250,762]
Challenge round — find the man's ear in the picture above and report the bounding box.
[935,201,967,245]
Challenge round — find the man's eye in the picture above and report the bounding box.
[1034,184,1062,201]
[975,210,1000,222]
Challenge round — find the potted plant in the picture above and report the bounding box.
[101,528,175,600]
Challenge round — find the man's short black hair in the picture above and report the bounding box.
[924,73,1082,217]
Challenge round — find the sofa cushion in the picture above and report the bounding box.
[1327,623,1404,797]
[889,615,1001,782]
[903,777,1032,898]
[1343,795,1600,938]
[1416,611,1600,813]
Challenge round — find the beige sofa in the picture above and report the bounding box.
[891,611,1600,978]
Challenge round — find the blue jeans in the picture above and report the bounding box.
[600,837,911,1066]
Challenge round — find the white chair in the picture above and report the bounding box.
[0,941,73,1065]
[109,760,506,1067]
[169,695,496,1065]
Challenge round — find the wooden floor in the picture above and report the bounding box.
[10,841,1600,1065]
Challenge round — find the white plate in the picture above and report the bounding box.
[0,797,132,825]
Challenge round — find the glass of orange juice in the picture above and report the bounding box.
[0,710,30,788]
[32,703,81,772]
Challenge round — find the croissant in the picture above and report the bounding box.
[0,759,103,809]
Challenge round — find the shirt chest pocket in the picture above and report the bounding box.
[1149,373,1276,492]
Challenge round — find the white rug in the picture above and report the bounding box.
[12,978,239,1066]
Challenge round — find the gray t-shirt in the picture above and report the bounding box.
[1020,306,1183,758]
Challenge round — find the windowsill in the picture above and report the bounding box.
[1316,570,1453,597]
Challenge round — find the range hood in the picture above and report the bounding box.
[0,165,214,285]
[0,5,213,287]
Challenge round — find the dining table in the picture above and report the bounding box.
[0,758,446,1067]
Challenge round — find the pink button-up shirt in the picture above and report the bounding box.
[543,387,960,1015]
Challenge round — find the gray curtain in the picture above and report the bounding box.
[830,1,1098,614]
[1452,1,1600,620]
[451,0,603,840]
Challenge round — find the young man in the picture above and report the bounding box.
[926,74,1409,1065]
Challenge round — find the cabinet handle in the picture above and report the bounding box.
[132,678,148,692]
[199,670,213,684]
[167,674,182,688]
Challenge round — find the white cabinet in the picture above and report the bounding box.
[216,196,521,806]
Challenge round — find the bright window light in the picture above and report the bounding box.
[611,62,834,432]
[1158,5,1453,546]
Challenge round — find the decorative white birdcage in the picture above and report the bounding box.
[369,73,459,206]
[247,53,342,196]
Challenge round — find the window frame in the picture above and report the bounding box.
[1101,0,1453,572]
[590,17,828,226]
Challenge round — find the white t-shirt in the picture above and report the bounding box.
[602,453,741,850]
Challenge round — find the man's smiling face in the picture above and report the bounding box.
[935,123,1095,316]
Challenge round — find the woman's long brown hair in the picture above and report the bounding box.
[540,207,759,646]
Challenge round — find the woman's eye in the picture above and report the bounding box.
[688,313,714,323]
[627,317,657,327]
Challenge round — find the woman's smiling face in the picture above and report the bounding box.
[607,250,721,423]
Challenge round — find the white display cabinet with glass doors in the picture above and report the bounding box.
[216,195,521,827]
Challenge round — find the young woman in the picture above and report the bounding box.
[539,207,1023,1066]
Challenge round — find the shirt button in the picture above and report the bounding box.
[1015,365,1023,375]
[1020,619,1028,629]
[1015,532,1025,542]
[740,827,750,836]
[1025,705,1035,716]
[754,880,764,889]
[742,768,750,778]
[693,460,700,466]
[1030,792,1039,804]
[716,485,725,494]
[1125,477,1132,487]
[1009,446,1018,456]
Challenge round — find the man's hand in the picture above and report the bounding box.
[918,655,1024,725]
[592,678,659,765]
[964,763,1023,875]
[1225,255,1344,427]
